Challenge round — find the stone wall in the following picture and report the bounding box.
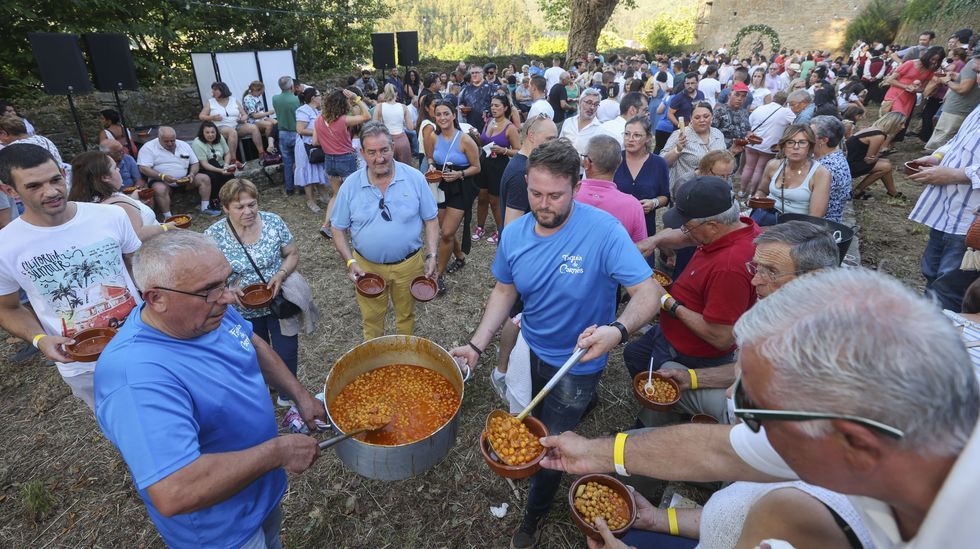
[695,0,873,54]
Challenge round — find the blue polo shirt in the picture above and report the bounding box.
[331,160,438,263]
[492,202,652,374]
[95,306,285,548]
[118,154,142,187]
[667,90,706,129]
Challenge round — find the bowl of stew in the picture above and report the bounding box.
[569,474,637,540]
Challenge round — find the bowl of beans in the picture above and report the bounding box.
[480,413,548,479]
[240,283,274,309]
[138,187,155,200]
[355,272,386,298]
[65,327,117,363]
[631,371,681,411]
[568,474,636,540]
[652,270,672,287]
[165,215,192,229]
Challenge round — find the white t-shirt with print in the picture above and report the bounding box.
[0,202,142,377]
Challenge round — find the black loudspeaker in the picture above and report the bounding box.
[371,33,396,70]
[396,31,420,67]
[83,33,138,92]
[28,33,92,95]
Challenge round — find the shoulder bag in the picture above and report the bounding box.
[227,219,301,319]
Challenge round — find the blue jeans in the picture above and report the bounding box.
[239,504,283,549]
[405,129,419,156]
[525,349,603,520]
[623,325,734,378]
[278,131,297,193]
[921,228,967,288]
[251,314,299,400]
[621,529,698,549]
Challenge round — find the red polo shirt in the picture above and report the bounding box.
[661,217,760,357]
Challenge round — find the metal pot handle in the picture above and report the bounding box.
[453,357,473,383]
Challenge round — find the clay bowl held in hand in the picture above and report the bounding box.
[568,474,637,541]
[65,327,117,362]
[355,272,386,298]
[691,414,720,424]
[631,371,681,412]
[410,276,438,302]
[460,106,473,115]
[479,414,548,479]
[240,283,274,309]
[165,215,192,229]
[121,186,137,194]
[652,270,672,287]
[904,161,927,176]
[173,176,192,186]
[138,187,155,200]
[424,171,445,183]
[747,196,776,210]
[746,134,763,145]
[733,138,748,147]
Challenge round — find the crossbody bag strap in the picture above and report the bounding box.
[441,130,462,172]
[226,218,268,285]
[750,106,781,133]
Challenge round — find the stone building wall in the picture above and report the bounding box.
[695,0,873,54]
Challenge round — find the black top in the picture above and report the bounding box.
[502,153,530,213]
[548,84,568,124]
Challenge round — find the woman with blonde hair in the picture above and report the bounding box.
[374,83,414,166]
[748,68,772,112]
[756,124,831,218]
[846,111,906,200]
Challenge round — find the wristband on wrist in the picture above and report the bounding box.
[608,321,629,345]
[468,341,484,356]
[688,369,699,390]
[346,258,357,268]
[652,197,661,208]
[160,224,169,232]
[667,507,679,535]
[613,432,630,476]
[32,334,46,349]
[660,292,672,309]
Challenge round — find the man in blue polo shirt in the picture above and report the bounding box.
[95,230,326,548]
[450,138,663,549]
[666,72,705,131]
[331,122,440,340]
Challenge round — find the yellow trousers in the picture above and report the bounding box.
[354,250,423,340]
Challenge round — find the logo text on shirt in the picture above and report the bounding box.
[559,254,584,275]
[228,324,253,351]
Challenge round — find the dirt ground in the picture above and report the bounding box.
[0,134,933,547]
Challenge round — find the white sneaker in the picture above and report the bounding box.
[490,368,508,402]
[276,396,293,408]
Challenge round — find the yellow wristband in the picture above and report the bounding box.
[933,152,944,161]
[346,258,357,268]
[613,432,629,476]
[160,224,169,232]
[660,292,672,310]
[32,334,46,349]
[688,369,698,390]
[667,507,679,536]
[354,96,362,104]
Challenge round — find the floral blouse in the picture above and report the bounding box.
[818,150,852,224]
[243,94,270,120]
[205,211,294,319]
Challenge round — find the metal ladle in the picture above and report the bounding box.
[486,347,587,463]
[319,416,392,450]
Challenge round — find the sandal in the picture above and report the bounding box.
[887,192,906,200]
[436,277,448,296]
[852,191,871,200]
[446,257,466,274]
[307,201,322,213]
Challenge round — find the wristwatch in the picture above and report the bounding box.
[668,300,682,318]
[607,321,629,345]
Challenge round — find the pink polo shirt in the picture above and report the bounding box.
[574,178,648,243]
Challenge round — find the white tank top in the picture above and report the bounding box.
[380,102,406,135]
[110,192,157,227]
[209,96,240,128]
[768,161,820,215]
[697,481,874,549]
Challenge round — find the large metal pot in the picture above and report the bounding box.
[323,335,469,480]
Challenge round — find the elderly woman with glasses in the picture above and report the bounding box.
[204,178,303,406]
[756,124,831,218]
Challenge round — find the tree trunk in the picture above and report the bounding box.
[565,0,620,64]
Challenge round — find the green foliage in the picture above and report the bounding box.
[844,0,903,47]
[20,480,53,523]
[0,0,391,99]
[527,36,567,57]
[730,25,781,58]
[640,8,696,54]
[597,31,626,52]
[538,0,638,32]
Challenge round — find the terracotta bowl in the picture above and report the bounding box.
[424,171,444,183]
[568,474,637,541]
[631,371,681,412]
[165,215,192,229]
[138,187,156,200]
[65,327,117,362]
[904,161,927,176]
[240,283,274,309]
[733,138,748,147]
[410,276,438,302]
[121,186,137,194]
[746,134,763,145]
[355,272,386,298]
[748,196,776,210]
[691,413,720,424]
[479,414,548,479]
[460,106,473,114]
[174,176,192,186]
[652,269,672,287]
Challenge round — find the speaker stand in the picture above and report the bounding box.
[66,88,88,151]
[113,87,133,152]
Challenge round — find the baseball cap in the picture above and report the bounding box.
[971,44,980,59]
[731,82,749,93]
[788,63,801,71]
[663,176,735,229]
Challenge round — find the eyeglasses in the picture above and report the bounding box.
[379,197,392,221]
[580,100,600,107]
[580,154,591,162]
[783,140,811,149]
[744,261,802,282]
[153,274,241,304]
[681,220,708,234]
[732,374,904,439]
[623,132,647,141]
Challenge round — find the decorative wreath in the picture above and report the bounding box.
[730,25,781,58]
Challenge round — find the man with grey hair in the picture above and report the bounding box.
[787,89,815,124]
[101,138,145,189]
[273,75,301,195]
[540,268,980,547]
[330,122,440,339]
[626,176,761,424]
[575,134,646,242]
[95,230,325,548]
[558,87,603,155]
[136,126,218,218]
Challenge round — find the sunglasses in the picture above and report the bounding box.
[732,374,904,439]
[379,197,392,221]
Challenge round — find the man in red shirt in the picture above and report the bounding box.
[626,176,760,418]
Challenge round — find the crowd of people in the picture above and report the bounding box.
[0,27,979,549]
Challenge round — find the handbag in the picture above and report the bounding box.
[226,219,301,319]
[305,143,325,164]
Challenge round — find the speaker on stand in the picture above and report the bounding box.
[28,32,92,150]
[84,33,139,153]
[396,31,420,67]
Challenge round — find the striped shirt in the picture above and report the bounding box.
[909,104,980,235]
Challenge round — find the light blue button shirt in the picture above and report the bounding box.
[331,161,438,263]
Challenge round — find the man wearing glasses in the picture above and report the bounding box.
[95,230,326,548]
[627,176,760,426]
[0,144,142,410]
[459,64,497,132]
[538,268,980,548]
[330,122,439,340]
[557,87,603,155]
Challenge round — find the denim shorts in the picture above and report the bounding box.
[324,152,357,178]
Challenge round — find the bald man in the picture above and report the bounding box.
[136,126,219,219]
